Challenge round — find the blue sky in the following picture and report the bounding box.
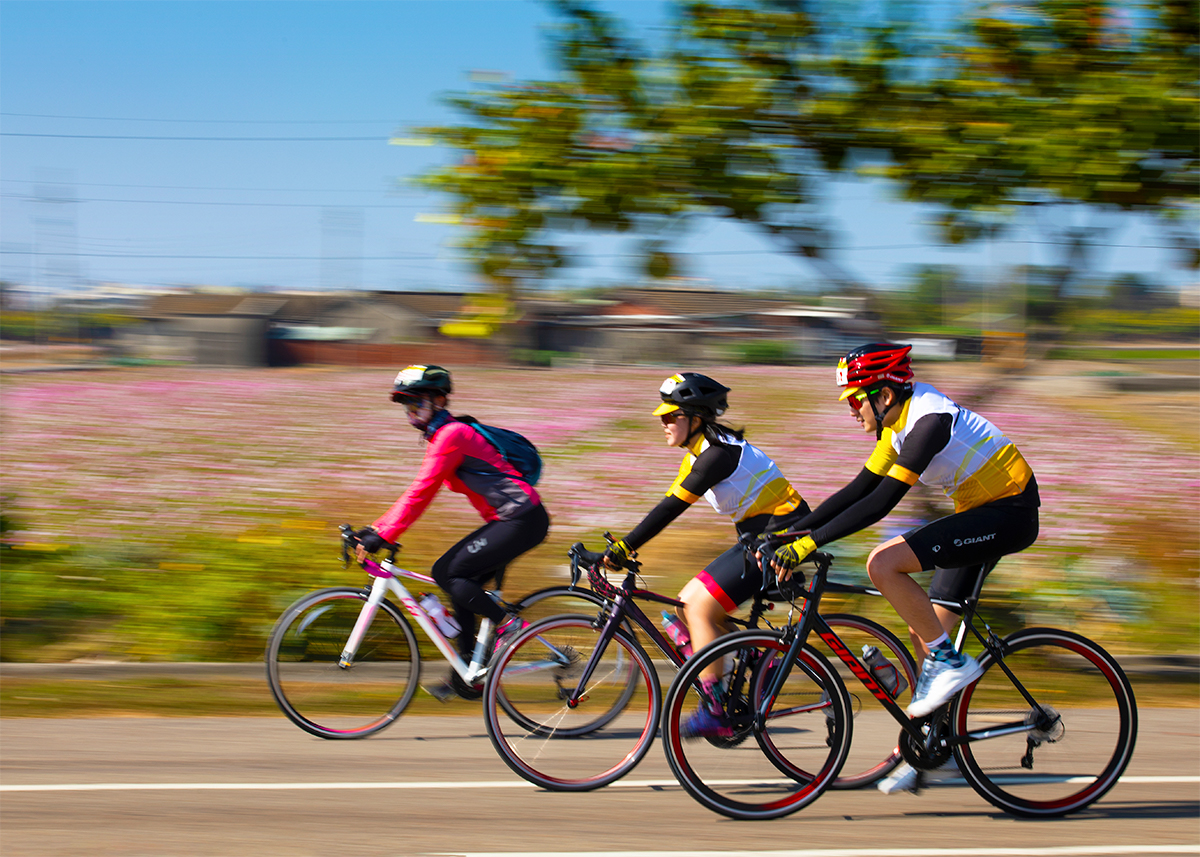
[0,0,1187,296]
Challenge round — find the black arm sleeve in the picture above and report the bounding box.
[622,443,738,549]
[808,477,911,547]
[793,467,883,533]
[807,412,953,547]
[623,495,692,549]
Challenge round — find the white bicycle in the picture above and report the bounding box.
[265,525,613,739]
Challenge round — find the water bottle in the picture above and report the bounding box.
[661,611,692,658]
[862,645,908,698]
[419,593,460,638]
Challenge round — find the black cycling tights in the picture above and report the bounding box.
[431,504,550,656]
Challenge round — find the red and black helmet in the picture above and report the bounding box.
[836,343,913,401]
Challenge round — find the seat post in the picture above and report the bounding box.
[955,559,998,649]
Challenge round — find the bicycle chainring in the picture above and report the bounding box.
[898,715,953,770]
[449,671,484,700]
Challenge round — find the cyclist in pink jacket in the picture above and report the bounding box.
[355,365,548,699]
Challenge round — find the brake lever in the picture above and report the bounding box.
[568,543,584,588]
[338,524,355,568]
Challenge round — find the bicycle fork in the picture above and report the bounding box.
[339,575,496,684]
[339,577,390,668]
[560,594,630,708]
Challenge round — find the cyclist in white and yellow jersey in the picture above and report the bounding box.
[770,344,1040,783]
[601,372,810,739]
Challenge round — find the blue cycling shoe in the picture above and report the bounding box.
[680,706,734,740]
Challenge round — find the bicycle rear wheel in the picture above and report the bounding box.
[266,587,418,739]
[951,627,1137,817]
[483,615,659,791]
[821,614,919,789]
[662,629,852,820]
[512,586,609,625]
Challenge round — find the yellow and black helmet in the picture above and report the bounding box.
[653,372,730,419]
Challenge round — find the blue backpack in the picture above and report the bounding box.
[459,416,543,486]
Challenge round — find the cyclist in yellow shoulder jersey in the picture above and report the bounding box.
[770,343,1040,790]
[601,372,810,739]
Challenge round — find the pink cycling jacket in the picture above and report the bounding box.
[372,418,541,543]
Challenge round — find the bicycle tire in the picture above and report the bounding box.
[266,587,419,739]
[512,585,611,626]
[483,614,661,791]
[950,626,1138,818]
[820,613,920,789]
[504,587,637,733]
[661,629,852,820]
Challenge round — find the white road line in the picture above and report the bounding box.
[427,844,1195,849]
[2,775,1196,793]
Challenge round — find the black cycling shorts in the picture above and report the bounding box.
[432,503,550,641]
[903,499,1039,606]
[697,503,812,612]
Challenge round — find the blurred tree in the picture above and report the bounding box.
[414,0,1197,298]
[869,0,1200,298]
[415,0,896,292]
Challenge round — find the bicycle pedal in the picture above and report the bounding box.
[425,680,457,703]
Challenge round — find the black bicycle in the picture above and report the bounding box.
[661,545,1138,820]
[482,537,916,791]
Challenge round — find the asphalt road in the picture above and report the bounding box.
[2,711,1197,857]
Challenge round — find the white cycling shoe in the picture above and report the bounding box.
[878,758,961,795]
[906,654,984,718]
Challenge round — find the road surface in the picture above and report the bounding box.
[2,710,1197,857]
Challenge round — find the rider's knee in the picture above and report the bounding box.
[866,538,920,583]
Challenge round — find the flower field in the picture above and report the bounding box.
[2,362,1197,661]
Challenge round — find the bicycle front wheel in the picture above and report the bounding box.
[266,587,419,739]
[662,629,852,820]
[951,627,1137,817]
[821,614,919,789]
[483,614,660,791]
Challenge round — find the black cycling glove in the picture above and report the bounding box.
[355,527,389,554]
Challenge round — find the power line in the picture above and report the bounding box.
[1,132,388,142]
[0,250,442,261]
[0,193,424,209]
[0,240,1180,263]
[1,111,397,125]
[1,179,407,194]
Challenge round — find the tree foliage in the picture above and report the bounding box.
[414,0,1198,292]
[868,0,1199,292]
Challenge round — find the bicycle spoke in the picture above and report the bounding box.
[662,630,852,820]
[484,615,659,791]
[266,588,418,739]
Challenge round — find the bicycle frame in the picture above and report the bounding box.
[342,556,498,686]
[755,554,1058,757]
[757,560,927,738]
[561,568,686,706]
[562,555,776,708]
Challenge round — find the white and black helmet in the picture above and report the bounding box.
[390,364,452,403]
[652,372,730,419]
